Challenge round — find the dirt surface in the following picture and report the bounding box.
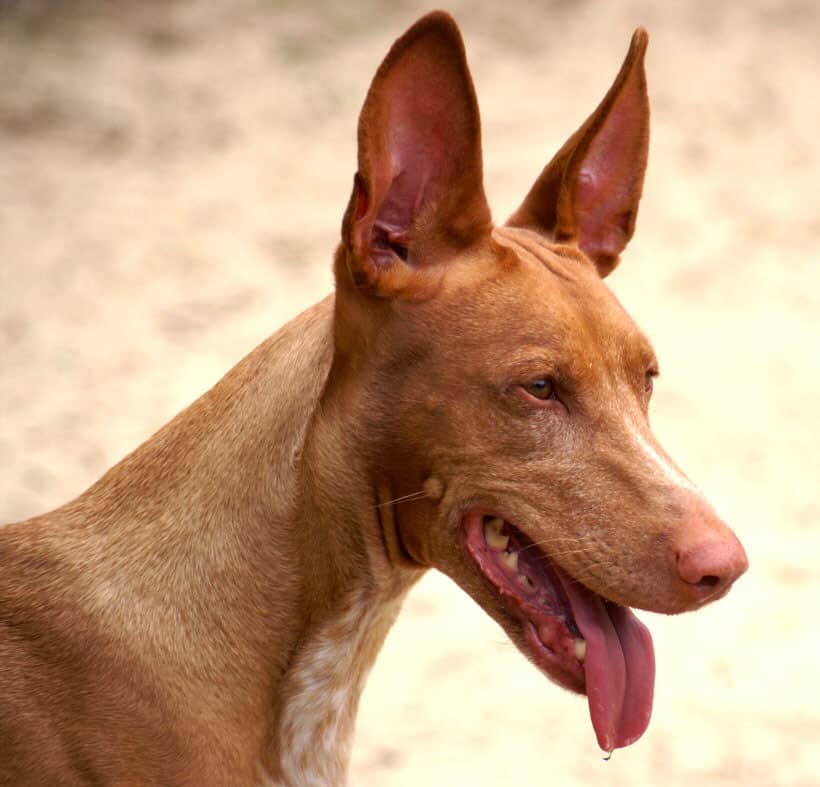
[1,1,818,784]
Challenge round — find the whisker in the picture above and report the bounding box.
[374,489,428,508]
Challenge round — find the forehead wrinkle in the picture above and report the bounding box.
[492,226,596,283]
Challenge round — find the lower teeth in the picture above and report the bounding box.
[574,638,587,662]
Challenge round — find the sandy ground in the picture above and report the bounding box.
[1,1,819,784]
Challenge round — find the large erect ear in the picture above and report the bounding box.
[339,12,491,297]
[507,29,650,278]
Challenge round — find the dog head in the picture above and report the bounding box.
[329,12,747,751]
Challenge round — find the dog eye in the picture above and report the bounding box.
[645,366,659,395]
[524,379,557,401]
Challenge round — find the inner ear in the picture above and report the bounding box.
[340,12,491,297]
[507,29,650,278]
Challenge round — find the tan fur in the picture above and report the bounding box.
[0,12,746,785]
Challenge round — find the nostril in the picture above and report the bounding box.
[677,542,735,596]
[674,519,748,605]
[676,538,747,600]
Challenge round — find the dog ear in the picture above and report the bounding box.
[507,29,650,278]
[339,12,491,297]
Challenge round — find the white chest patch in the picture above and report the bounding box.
[271,589,402,787]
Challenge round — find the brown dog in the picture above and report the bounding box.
[0,12,747,786]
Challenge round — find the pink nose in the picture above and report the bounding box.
[677,534,749,603]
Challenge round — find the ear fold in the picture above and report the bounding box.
[507,29,650,277]
[340,12,491,297]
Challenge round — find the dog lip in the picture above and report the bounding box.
[461,508,587,693]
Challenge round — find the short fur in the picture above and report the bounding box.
[0,12,746,786]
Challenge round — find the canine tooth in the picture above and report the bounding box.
[518,574,536,592]
[574,638,587,662]
[483,517,509,550]
[499,550,519,572]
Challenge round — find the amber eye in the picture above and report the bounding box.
[524,379,557,401]
[645,367,659,395]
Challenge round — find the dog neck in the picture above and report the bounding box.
[259,353,423,785]
[261,583,407,786]
[42,296,412,780]
[29,295,419,784]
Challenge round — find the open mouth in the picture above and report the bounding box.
[463,511,656,752]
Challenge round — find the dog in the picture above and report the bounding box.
[0,11,748,786]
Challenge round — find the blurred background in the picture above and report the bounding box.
[1,1,818,784]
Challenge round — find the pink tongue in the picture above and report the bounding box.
[558,574,655,751]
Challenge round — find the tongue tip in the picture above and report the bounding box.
[593,714,651,753]
[594,716,651,752]
[596,731,617,753]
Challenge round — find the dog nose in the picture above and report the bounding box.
[676,533,749,603]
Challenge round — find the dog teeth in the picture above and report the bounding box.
[482,518,537,592]
[499,550,519,572]
[483,517,509,551]
[574,638,587,662]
